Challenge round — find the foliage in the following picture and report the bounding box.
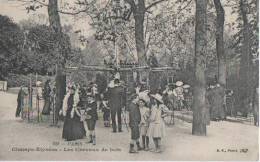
[5,73,52,87]
[0,15,24,79]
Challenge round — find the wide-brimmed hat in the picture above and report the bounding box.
[138,91,150,104]
[87,92,94,97]
[114,72,120,79]
[150,93,163,104]
[36,81,42,86]
[183,84,190,89]
[176,81,183,87]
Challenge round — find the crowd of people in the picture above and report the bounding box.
[58,74,175,153]
[14,73,259,154]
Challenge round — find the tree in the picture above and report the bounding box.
[228,0,258,116]
[47,0,69,124]
[213,0,226,86]
[192,0,208,136]
[0,15,24,79]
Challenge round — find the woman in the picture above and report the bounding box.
[62,86,86,141]
[148,93,172,153]
[15,86,26,117]
[42,79,51,115]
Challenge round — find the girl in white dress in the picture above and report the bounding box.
[148,93,172,153]
[138,98,151,151]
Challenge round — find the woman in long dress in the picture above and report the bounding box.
[62,86,86,141]
[42,80,51,115]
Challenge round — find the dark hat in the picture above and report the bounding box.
[129,93,138,101]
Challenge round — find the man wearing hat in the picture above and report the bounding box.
[107,78,126,132]
[128,94,142,153]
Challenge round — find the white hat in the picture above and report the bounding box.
[108,80,115,88]
[138,91,150,104]
[176,81,183,87]
[114,72,120,79]
[36,81,42,86]
[150,93,164,104]
[183,84,190,89]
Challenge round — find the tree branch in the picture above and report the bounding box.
[58,9,88,15]
[145,0,168,11]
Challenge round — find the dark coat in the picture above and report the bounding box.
[107,85,126,110]
[62,94,86,141]
[129,102,141,127]
[86,101,98,120]
[209,86,225,119]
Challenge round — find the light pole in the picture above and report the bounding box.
[111,0,123,68]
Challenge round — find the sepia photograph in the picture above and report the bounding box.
[0,0,259,161]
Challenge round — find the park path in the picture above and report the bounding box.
[0,91,258,161]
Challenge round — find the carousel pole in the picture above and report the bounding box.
[51,64,58,126]
[28,74,32,122]
[36,73,40,123]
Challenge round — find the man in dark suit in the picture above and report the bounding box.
[107,79,126,132]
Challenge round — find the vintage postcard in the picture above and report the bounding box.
[0,0,259,161]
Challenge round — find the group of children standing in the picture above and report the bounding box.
[129,91,173,153]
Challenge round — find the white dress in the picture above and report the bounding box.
[139,106,150,136]
[147,104,166,138]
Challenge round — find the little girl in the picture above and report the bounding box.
[148,93,172,153]
[138,97,151,151]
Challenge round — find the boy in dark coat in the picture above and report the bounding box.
[128,94,142,153]
[85,94,98,145]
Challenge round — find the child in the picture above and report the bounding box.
[100,93,110,127]
[85,94,98,145]
[148,93,172,153]
[128,94,142,153]
[138,97,151,151]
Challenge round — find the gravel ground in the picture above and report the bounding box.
[0,91,258,161]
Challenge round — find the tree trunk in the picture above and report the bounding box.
[237,0,252,116]
[133,0,146,65]
[48,0,66,124]
[213,0,226,87]
[192,0,207,136]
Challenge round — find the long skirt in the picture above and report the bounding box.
[42,98,51,115]
[148,122,165,138]
[62,115,86,141]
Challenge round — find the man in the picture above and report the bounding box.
[128,94,142,153]
[107,78,126,132]
[210,83,226,121]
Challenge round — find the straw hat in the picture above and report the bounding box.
[150,93,164,104]
[36,81,42,86]
[176,81,183,87]
[138,91,150,104]
[114,72,120,79]
[183,84,190,89]
[108,80,115,88]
